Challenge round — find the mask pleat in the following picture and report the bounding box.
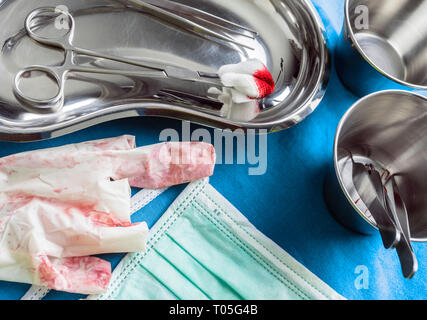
[167,207,253,299]
[109,257,180,300]
[167,204,304,300]
[152,248,213,299]
[138,241,210,300]
[137,263,182,299]
[162,233,245,300]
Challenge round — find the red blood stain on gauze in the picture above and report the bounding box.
[253,65,275,99]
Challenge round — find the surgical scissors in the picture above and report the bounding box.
[14,7,223,113]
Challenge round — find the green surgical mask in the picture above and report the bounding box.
[89,179,344,300]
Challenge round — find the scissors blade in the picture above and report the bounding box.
[144,0,258,38]
[158,88,224,109]
[163,66,222,86]
[123,0,254,49]
[75,47,222,86]
[71,65,167,79]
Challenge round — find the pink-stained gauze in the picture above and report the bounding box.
[0,136,216,294]
[113,141,216,189]
[37,256,111,295]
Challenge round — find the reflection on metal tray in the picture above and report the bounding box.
[0,0,329,141]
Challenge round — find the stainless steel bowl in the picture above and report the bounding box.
[324,90,427,241]
[0,0,329,141]
[336,0,427,97]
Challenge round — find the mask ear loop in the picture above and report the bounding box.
[20,187,168,300]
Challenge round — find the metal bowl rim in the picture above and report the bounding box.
[344,0,427,90]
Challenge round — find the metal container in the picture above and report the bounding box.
[0,0,330,141]
[324,90,427,242]
[335,0,427,97]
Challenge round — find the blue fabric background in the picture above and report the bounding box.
[0,0,426,300]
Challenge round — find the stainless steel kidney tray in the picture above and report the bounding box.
[0,0,329,141]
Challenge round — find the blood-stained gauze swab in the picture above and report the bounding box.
[0,136,216,294]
